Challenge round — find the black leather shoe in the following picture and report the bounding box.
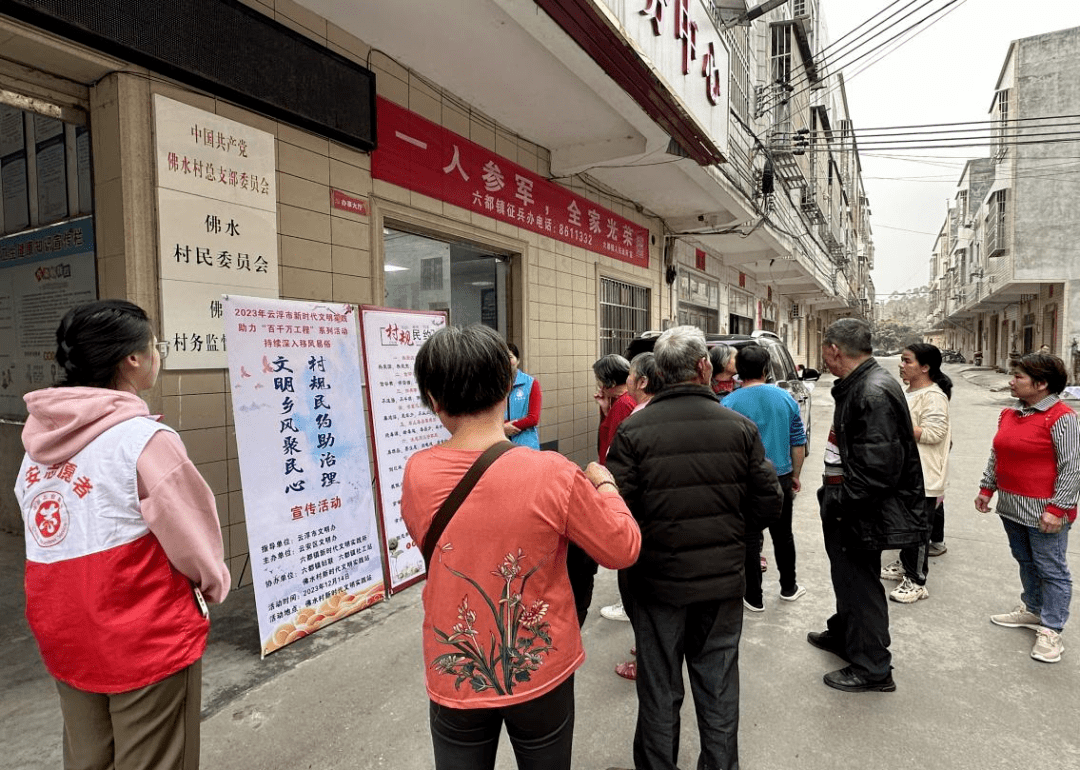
[807,630,846,658]
[823,666,896,693]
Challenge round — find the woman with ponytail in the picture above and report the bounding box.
[14,300,230,770]
[881,342,952,603]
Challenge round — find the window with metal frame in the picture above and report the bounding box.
[724,25,752,123]
[770,25,792,137]
[600,276,650,357]
[992,90,1010,160]
[986,189,1008,257]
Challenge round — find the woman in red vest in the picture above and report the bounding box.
[975,353,1080,664]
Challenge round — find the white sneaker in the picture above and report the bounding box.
[779,584,806,602]
[600,602,630,622]
[880,559,905,581]
[1032,627,1064,663]
[889,577,929,604]
[990,606,1042,630]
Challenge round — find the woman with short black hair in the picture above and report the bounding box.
[14,299,230,770]
[976,352,1080,663]
[403,324,640,769]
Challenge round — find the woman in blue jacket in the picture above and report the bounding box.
[504,342,542,449]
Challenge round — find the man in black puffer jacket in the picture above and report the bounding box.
[809,318,926,693]
[607,325,781,770]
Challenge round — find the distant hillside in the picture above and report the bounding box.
[873,288,932,350]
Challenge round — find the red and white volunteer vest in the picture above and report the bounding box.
[16,417,209,693]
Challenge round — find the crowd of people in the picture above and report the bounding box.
[13,303,1077,770]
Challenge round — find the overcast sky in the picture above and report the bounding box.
[819,0,1080,298]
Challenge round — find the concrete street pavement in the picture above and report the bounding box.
[3,361,1078,769]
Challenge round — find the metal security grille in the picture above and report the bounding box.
[600,277,650,356]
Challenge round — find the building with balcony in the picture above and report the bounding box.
[929,26,1080,377]
[0,0,877,578]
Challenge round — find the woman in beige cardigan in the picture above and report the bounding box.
[881,343,952,603]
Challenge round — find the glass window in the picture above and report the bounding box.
[383,228,510,333]
[0,104,92,235]
[677,270,719,333]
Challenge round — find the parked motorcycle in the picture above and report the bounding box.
[941,349,966,364]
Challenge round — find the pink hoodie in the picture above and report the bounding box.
[22,387,231,603]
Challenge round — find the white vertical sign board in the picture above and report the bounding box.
[358,306,450,594]
[596,0,729,152]
[224,295,384,656]
[155,95,279,369]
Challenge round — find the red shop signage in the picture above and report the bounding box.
[372,97,649,268]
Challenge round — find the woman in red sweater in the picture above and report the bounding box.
[402,324,640,769]
[975,353,1080,664]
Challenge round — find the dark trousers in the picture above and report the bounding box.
[930,499,946,543]
[566,544,598,626]
[899,497,938,586]
[429,675,575,770]
[744,473,796,603]
[628,595,743,770]
[822,515,892,679]
[55,659,202,770]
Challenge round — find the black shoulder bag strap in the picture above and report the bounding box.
[422,441,516,571]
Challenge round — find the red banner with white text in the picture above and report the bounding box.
[372,97,649,268]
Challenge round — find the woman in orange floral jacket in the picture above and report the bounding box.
[402,324,640,770]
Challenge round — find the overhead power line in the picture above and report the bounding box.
[779,136,1080,152]
[804,0,946,92]
[759,0,963,112]
[825,114,1080,134]
[801,0,909,68]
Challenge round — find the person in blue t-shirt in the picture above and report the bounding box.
[722,343,808,611]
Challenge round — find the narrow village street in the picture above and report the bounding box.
[3,361,1077,770]
[4,4,1080,770]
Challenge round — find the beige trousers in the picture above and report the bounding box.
[54,658,202,770]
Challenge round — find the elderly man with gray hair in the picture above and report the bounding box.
[809,318,926,693]
[606,325,782,770]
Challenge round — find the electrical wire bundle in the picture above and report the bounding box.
[759,0,970,118]
[778,114,1080,154]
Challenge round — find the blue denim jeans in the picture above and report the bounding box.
[1001,516,1073,632]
